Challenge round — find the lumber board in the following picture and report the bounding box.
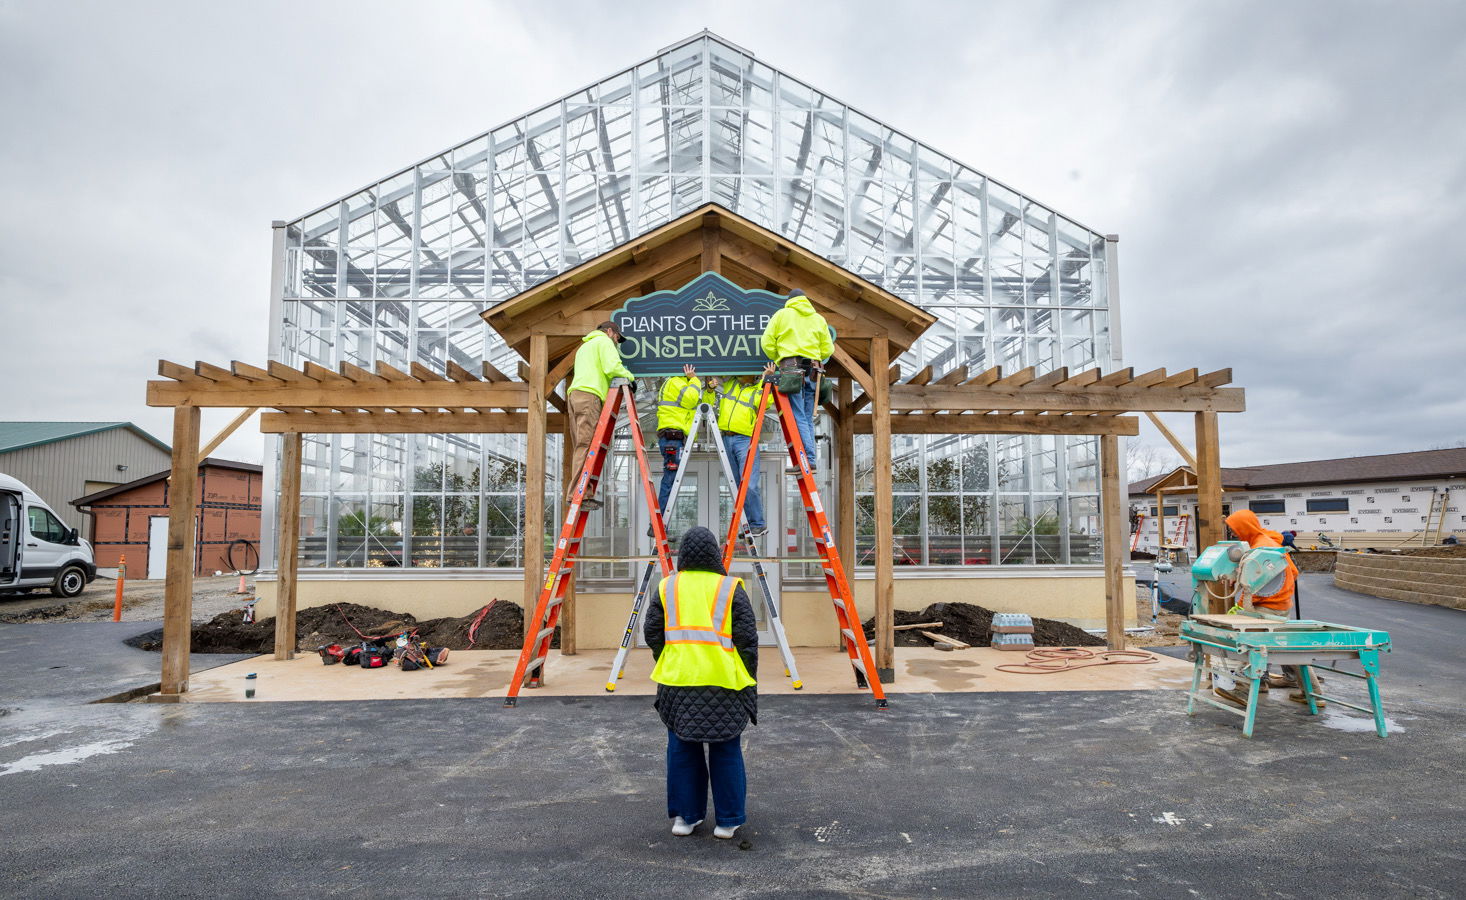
[258,410,567,433]
[887,385,1245,414]
[146,380,530,410]
[853,414,1139,436]
[920,630,969,648]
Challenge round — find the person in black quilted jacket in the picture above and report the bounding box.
[644,525,758,839]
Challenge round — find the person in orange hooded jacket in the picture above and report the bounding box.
[1219,509,1320,705]
[1223,509,1298,613]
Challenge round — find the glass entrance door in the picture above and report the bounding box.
[634,447,782,645]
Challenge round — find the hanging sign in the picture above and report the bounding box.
[612,272,831,376]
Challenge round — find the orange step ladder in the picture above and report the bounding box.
[723,376,888,708]
[503,380,674,706]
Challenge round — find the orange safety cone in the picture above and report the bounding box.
[112,554,126,622]
[235,573,248,594]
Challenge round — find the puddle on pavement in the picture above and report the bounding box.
[905,658,985,690]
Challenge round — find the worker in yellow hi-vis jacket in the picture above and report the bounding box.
[761,290,832,472]
[708,373,768,538]
[655,364,714,524]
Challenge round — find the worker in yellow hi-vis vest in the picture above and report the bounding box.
[654,364,713,523]
[644,526,758,841]
[707,372,769,538]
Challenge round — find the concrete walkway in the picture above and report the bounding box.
[179,645,1194,703]
[0,587,1461,897]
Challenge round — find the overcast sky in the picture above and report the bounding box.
[2,0,1462,470]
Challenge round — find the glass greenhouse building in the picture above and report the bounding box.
[260,32,1120,624]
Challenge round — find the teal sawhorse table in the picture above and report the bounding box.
[1181,613,1391,738]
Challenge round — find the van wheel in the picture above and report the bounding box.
[53,566,87,598]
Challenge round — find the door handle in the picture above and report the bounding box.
[27,543,38,547]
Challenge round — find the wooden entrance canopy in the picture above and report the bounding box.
[143,204,1244,697]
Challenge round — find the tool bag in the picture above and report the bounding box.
[777,358,806,394]
[357,640,392,669]
[317,643,345,665]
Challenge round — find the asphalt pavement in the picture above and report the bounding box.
[0,585,1462,898]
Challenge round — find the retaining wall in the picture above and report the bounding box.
[1334,554,1466,610]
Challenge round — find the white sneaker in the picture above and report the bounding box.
[713,824,741,840]
[671,816,702,836]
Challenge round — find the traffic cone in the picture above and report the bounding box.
[235,574,248,594]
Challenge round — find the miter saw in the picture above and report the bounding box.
[1191,540,1290,614]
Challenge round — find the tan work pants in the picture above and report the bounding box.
[567,389,604,500]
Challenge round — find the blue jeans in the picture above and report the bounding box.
[657,435,685,513]
[723,434,766,529]
[784,374,818,471]
[666,731,746,827]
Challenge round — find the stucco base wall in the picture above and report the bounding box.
[253,571,1136,649]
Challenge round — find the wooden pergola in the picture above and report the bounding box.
[144,203,1244,696]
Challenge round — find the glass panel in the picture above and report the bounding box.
[275,35,1119,574]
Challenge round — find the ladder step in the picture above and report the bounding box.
[536,627,556,642]
[841,628,855,642]
[849,657,867,674]
[525,657,546,673]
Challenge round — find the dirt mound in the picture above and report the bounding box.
[415,600,554,650]
[1291,550,1337,573]
[1401,545,1466,558]
[862,601,1103,648]
[126,600,550,654]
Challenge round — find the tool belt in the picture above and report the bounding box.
[657,428,687,441]
[777,358,808,394]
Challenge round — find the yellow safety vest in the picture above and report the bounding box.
[656,376,706,433]
[650,571,757,690]
[715,382,762,437]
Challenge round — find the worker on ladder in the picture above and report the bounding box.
[566,321,633,511]
[760,289,833,473]
[654,364,712,529]
[644,526,758,840]
[708,370,772,539]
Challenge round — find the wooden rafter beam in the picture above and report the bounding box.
[852,414,1140,436]
[1095,367,1135,387]
[198,407,257,459]
[148,378,530,410]
[259,411,568,434]
[887,384,1246,414]
[1144,411,1199,470]
[933,366,968,386]
[828,343,874,395]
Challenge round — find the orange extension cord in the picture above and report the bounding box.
[994,647,1159,675]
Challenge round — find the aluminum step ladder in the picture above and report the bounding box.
[605,399,802,692]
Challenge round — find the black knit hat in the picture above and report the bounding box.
[676,526,726,575]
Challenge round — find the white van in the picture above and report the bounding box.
[1,473,96,598]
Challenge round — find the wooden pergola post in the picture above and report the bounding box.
[523,333,549,642]
[1194,411,1223,549]
[160,405,200,697]
[1100,433,1127,650]
[273,432,302,660]
[870,338,895,681]
[835,375,857,649]
[1194,410,1224,611]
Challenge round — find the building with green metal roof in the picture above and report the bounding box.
[0,422,171,530]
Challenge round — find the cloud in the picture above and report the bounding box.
[1,0,1461,469]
